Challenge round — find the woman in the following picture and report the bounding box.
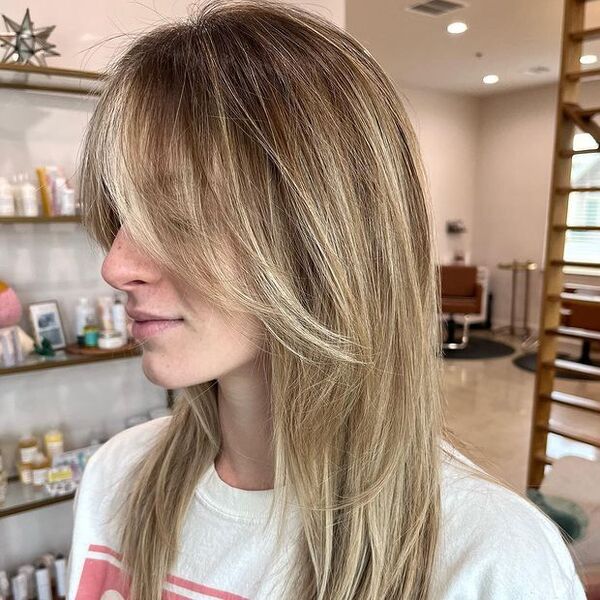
[67,1,585,599]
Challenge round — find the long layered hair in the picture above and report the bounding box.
[79,1,457,597]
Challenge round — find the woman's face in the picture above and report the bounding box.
[100,226,265,389]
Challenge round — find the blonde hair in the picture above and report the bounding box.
[79,1,470,597]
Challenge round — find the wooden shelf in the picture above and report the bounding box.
[0,63,105,97]
[0,344,142,377]
[0,215,81,224]
[0,478,75,519]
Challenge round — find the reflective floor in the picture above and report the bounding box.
[442,330,600,494]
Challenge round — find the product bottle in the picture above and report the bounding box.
[97,296,115,331]
[0,571,9,600]
[18,461,33,485]
[112,293,129,342]
[34,563,52,600]
[39,555,56,598]
[75,298,91,346]
[0,451,6,504]
[83,324,100,348]
[54,554,67,600]
[61,188,76,215]
[54,176,67,215]
[0,177,15,216]
[44,429,64,461]
[11,573,28,600]
[10,173,23,215]
[16,565,35,600]
[18,434,38,464]
[31,452,50,488]
[20,173,39,217]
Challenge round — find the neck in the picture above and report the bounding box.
[214,357,274,491]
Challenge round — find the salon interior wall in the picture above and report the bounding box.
[472,80,600,334]
[0,0,345,573]
[381,77,599,338]
[398,86,480,266]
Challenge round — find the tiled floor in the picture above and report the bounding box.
[443,330,600,495]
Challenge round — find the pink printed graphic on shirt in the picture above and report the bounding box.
[75,544,249,600]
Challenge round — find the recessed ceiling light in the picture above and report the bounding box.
[483,74,499,85]
[580,54,598,65]
[447,22,468,34]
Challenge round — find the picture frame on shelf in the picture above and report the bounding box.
[28,300,67,351]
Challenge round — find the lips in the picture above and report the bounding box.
[131,318,184,340]
[126,307,183,322]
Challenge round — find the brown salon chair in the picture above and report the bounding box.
[561,284,600,365]
[439,265,483,350]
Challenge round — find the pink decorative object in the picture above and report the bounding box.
[0,280,22,327]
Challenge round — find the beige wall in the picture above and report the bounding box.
[473,82,599,331]
[399,86,480,266]
[391,78,599,333]
[472,84,556,331]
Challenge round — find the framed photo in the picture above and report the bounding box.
[28,300,67,351]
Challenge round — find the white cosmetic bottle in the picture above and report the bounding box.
[20,173,39,217]
[75,298,95,346]
[112,293,129,342]
[0,177,15,216]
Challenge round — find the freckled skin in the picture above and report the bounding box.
[101,226,273,489]
[100,226,264,390]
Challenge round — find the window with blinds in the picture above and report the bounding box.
[564,132,600,272]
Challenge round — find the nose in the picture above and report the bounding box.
[101,226,160,292]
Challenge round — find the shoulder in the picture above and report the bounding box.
[433,441,586,599]
[87,416,171,469]
[77,416,172,498]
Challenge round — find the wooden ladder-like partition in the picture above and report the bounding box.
[527,0,600,488]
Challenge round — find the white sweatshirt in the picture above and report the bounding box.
[66,416,586,600]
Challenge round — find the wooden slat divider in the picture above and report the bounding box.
[531,23,600,481]
[540,390,600,414]
[537,420,600,448]
[546,325,600,342]
[541,358,600,378]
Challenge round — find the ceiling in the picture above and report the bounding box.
[1,0,599,97]
[346,0,600,97]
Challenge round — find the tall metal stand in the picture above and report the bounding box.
[493,260,538,342]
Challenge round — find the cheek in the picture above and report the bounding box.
[140,313,265,388]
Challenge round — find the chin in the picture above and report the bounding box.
[140,354,211,389]
[140,355,182,389]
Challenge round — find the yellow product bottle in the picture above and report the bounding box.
[18,461,33,485]
[18,435,38,464]
[35,167,53,216]
[31,452,50,488]
[44,429,64,461]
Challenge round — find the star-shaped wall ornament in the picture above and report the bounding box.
[0,8,60,66]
